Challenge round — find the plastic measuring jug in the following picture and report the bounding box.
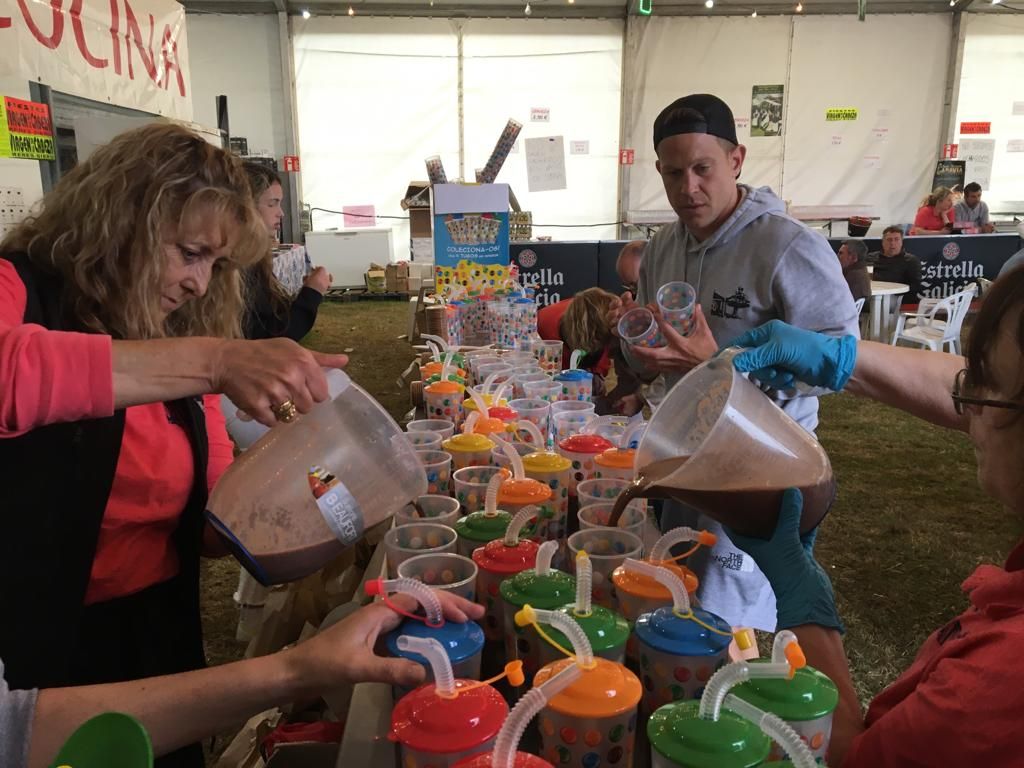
[425,380,467,428]
[528,611,642,768]
[624,559,733,714]
[389,636,515,767]
[729,633,839,763]
[206,369,427,586]
[632,351,836,538]
[521,443,573,543]
[647,700,770,768]
[499,541,576,680]
[558,433,615,495]
[443,432,497,472]
[453,664,582,768]
[535,551,629,670]
[473,501,541,642]
[372,577,485,696]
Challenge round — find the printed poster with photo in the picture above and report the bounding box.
[750,85,784,137]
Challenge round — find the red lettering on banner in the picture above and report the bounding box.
[1,16,13,28]
[160,26,186,97]
[109,0,122,75]
[124,0,158,84]
[71,0,108,68]
[17,0,64,49]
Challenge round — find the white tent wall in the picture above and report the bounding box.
[955,14,1024,212]
[187,13,288,158]
[623,15,792,220]
[292,17,459,245]
[461,19,624,241]
[784,14,951,231]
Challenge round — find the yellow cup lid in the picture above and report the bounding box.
[612,562,699,597]
[443,433,495,452]
[521,451,572,473]
[534,658,642,718]
[498,478,553,505]
[594,448,636,469]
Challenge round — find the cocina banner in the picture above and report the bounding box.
[0,0,192,120]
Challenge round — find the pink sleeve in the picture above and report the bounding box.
[0,260,115,438]
[912,207,930,228]
[203,393,234,492]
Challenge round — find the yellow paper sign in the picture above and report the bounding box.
[825,108,858,122]
[0,96,56,161]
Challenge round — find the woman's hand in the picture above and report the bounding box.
[282,591,485,694]
[212,338,348,426]
[304,266,332,295]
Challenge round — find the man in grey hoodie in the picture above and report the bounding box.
[617,93,860,631]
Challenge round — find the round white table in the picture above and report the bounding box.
[868,281,909,342]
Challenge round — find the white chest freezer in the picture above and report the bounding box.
[305,227,395,289]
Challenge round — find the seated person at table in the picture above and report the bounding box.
[537,287,642,415]
[837,239,871,305]
[910,187,954,235]
[869,225,923,302]
[954,181,995,233]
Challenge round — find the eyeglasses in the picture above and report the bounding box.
[951,368,1024,416]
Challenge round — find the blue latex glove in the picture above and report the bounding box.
[726,488,844,633]
[724,320,858,392]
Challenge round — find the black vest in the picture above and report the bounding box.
[0,253,209,690]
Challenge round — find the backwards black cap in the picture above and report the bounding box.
[653,93,738,150]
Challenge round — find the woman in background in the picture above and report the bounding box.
[910,187,954,235]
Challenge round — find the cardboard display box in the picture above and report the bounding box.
[432,184,511,297]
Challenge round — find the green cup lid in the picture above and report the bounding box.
[647,700,770,768]
[52,712,153,768]
[547,604,630,653]
[455,511,512,543]
[731,663,839,721]
[499,568,575,609]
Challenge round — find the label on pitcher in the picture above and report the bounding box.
[308,465,364,545]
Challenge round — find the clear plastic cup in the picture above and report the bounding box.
[477,362,515,385]
[408,419,456,440]
[528,339,565,375]
[206,369,427,586]
[452,465,507,514]
[424,381,466,428]
[384,523,458,578]
[394,494,462,528]
[577,501,647,541]
[524,380,561,403]
[554,369,593,402]
[656,280,697,337]
[469,355,503,386]
[549,400,596,418]
[508,399,551,443]
[522,452,572,543]
[417,449,454,495]
[397,552,479,601]
[552,411,592,445]
[568,529,643,612]
[514,372,552,400]
[493,441,535,470]
[618,306,665,349]
[577,479,637,509]
[407,432,443,451]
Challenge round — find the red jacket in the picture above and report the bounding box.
[536,298,611,377]
[844,538,1024,766]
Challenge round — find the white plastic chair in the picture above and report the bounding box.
[853,297,865,314]
[891,286,975,353]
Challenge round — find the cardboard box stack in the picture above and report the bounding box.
[385,262,410,293]
[401,182,433,263]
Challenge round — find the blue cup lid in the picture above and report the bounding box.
[555,369,593,382]
[514,298,534,304]
[634,606,733,656]
[386,618,485,665]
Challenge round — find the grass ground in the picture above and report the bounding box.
[200,300,1018,758]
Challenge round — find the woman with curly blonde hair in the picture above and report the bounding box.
[0,123,346,767]
[910,186,954,235]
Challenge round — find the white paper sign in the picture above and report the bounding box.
[530,107,550,123]
[735,117,751,130]
[525,136,567,193]
[569,140,589,156]
[862,155,882,170]
[959,138,995,189]
[1008,139,1024,153]
[1012,102,1024,117]
[872,128,889,143]
[831,135,842,146]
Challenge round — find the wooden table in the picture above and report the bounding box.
[868,281,909,342]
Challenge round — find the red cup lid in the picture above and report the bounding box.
[473,538,539,574]
[558,434,615,454]
[455,752,553,767]
[489,406,519,423]
[390,682,508,753]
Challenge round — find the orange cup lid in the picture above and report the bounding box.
[472,417,512,437]
[426,381,465,396]
[534,658,642,718]
[498,478,553,505]
[594,448,636,470]
[422,363,467,378]
[611,561,699,597]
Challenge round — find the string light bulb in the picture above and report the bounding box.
[301,8,310,17]
[751,9,757,16]
[524,1,532,13]
[705,0,714,7]
[568,0,575,4]
[347,4,354,13]
[795,1,802,10]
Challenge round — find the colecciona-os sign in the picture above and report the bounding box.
[0,0,191,120]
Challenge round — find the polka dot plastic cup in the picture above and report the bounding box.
[477,362,515,386]
[567,529,643,612]
[577,502,647,543]
[394,494,462,529]
[468,355,503,386]
[552,412,593,446]
[522,452,573,544]
[524,379,561,403]
[397,552,478,601]
[557,434,615,496]
[656,281,697,337]
[407,432,443,451]
[554,369,593,402]
[454,510,513,558]
[611,562,700,664]
[452,465,508,514]
[384,523,458,578]
[472,536,539,642]
[549,400,596,418]
[514,372,552,400]
[508,399,551,444]
[529,339,565,375]
[425,381,466,428]
[442,433,497,472]
[534,658,642,768]
[500,567,576,681]
[408,419,456,440]
[618,307,665,349]
[593,448,637,482]
[492,441,536,470]
[416,450,453,495]
[635,606,733,715]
